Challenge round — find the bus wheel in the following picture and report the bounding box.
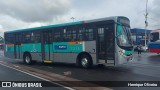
[23,53,32,65]
[80,54,92,68]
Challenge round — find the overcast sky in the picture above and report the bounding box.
[0,0,160,36]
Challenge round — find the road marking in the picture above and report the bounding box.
[128,62,160,68]
[47,66,53,68]
[14,65,20,68]
[0,62,75,90]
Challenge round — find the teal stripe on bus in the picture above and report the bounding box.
[6,46,14,52]
[21,43,41,52]
[6,42,83,53]
[125,50,134,55]
[5,21,83,33]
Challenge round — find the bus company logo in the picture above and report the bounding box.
[55,45,67,50]
[2,82,11,87]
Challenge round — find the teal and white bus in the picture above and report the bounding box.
[4,16,133,68]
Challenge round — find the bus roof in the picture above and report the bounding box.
[4,16,127,34]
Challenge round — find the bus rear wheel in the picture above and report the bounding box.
[23,53,32,65]
[80,54,92,68]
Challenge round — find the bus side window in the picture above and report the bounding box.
[5,33,14,44]
[66,30,72,41]
[63,28,71,42]
[85,28,93,41]
[54,31,61,42]
[23,32,31,43]
[98,28,104,42]
[77,29,83,41]
[31,31,40,43]
[63,27,77,42]
[15,33,22,44]
[35,32,41,43]
[72,30,77,41]
[31,32,35,42]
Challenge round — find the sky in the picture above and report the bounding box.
[0,0,160,36]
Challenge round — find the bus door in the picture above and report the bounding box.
[42,31,53,61]
[14,34,21,59]
[97,24,115,64]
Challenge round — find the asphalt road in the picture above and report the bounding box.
[1,51,160,90]
[0,52,73,90]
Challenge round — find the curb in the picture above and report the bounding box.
[0,61,112,90]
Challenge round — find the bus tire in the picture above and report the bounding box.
[80,54,92,69]
[23,53,32,65]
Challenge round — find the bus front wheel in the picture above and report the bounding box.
[23,53,32,65]
[80,54,92,68]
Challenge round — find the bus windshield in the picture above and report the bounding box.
[116,25,132,47]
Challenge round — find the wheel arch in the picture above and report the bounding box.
[23,51,31,59]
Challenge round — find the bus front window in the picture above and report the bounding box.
[116,25,132,47]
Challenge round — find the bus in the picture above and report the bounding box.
[148,29,160,54]
[4,16,133,68]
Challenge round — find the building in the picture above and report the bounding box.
[131,28,151,45]
[0,36,4,50]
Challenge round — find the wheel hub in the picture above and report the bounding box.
[81,58,88,67]
[25,56,30,63]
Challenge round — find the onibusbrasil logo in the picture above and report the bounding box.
[1,82,42,87]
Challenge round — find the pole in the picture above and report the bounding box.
[145,0,148,51]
